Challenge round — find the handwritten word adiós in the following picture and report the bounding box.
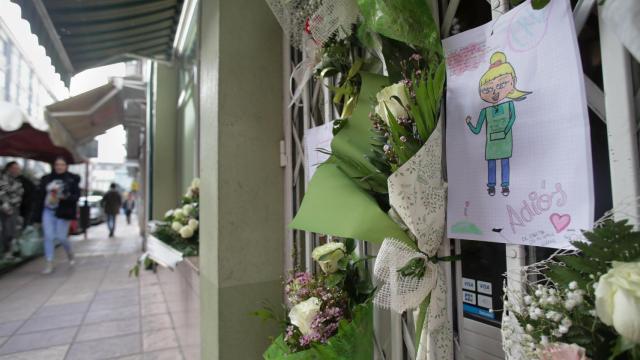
[506,182,567,234]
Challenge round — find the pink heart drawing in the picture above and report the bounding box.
[549,213,571,233]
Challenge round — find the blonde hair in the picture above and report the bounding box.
[479,52,530,100]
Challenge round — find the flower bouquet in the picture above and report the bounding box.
[152,177,200,257]
[502,219,640,360]
[130,178,200,276]
[263,240,374,359]
[266,0,454,357]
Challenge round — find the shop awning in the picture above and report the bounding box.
[0,102,79,163]
[45,77,146,157]
[11,0,184,85]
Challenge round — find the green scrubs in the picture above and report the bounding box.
[467,101,516,160]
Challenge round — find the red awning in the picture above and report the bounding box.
[0,123,78,164]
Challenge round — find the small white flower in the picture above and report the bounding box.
[569,281,578,290]
[171,221,182,232]
[534,308,543,317]
[558,325,569,334]
[164,209,174,218]
[179,226,194,238]
[564,299,577,310]
[182,204,193,215]
[188,219,199,231]
[173,209,185,219]
[524,295,532,305]
[561,318,572,327]
[526,324,534,333]
[546,295,557,305]
[545,311,556,320]
[535,289,543,297]
[540,336,549,346]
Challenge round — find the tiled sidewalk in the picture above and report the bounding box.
[0,217,198,360]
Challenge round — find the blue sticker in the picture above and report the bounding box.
[463,304,496,320]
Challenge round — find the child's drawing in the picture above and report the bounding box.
[465,51,530,197]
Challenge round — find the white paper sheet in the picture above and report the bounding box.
[444,0,593,248]
[304,121,334,183]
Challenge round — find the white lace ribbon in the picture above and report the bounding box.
[373,239,438,313]
[373,121,453,359]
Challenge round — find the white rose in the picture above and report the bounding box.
[288,297,321,336]
[171,221,182,232]
[173,209,184,220]
[374,82,410,125]
[179,225,194,238]
[188,219,199,231]
[164,209,174,218]
[311,242,346,274]
[595,261,640,343]
[182,204,193,215]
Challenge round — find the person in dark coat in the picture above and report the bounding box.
[33,157,80,274]
[101,183,122,237]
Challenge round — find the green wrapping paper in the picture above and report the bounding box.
[290,72,413,247]
[357,0,441,52]
[329,72,389,194]
[263,303,373,360]
[290,163,412,245]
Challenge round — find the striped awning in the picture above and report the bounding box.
[11,0,184,85]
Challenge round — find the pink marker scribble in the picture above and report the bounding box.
[446,42,488,77]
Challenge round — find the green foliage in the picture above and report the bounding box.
[263,303,373,360]
[128,256,156,278]
[153,225,198,257]
[547,220,640,289]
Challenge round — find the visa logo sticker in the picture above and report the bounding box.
[462,277,476,291]
[477,280,492,295]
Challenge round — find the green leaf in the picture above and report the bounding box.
[345,238,356,254]
[347,59,364,80]
[531,0,551,10]
[326,273,346,287]
[415,295,430,354]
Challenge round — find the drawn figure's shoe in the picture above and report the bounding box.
[502,186,510,196]
[488,186,496,196]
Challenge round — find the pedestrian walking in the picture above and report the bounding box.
[33,157,80,274]
[102,183,122,237]
[0,162,24,260]
[122,192,135,225]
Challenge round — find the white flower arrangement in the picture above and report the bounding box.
[501,220,640,360]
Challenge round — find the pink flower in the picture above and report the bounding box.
[540,343,589,360]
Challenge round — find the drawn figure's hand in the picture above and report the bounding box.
[465,116,471,124]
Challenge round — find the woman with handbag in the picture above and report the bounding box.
[33,157,80,274]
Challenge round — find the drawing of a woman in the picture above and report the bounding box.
[465,51,530,197]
